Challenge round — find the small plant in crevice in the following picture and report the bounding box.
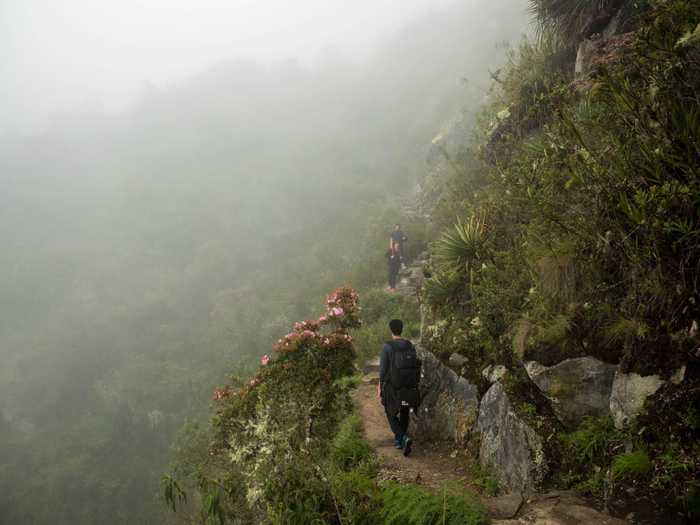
[611,450,653,481]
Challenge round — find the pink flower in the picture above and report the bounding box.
[261,354,270,366]
[213,388,229,400]
[319,315,328,323]
[302,330,315,337]
[330,307,344,317]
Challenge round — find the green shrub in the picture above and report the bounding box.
[467,459,500,497]
[380,482,488,525]
[611,450,652,481]
[432,214,487,274]
[560,416,618,464]
[330,469,382,525]
[329,414,375,472]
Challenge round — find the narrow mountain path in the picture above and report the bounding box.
[353,357,474,489]
[353,255,630,524]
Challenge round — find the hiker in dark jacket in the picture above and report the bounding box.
[385,245,401,292]
[389,223,408,264]
[377,319,420,456]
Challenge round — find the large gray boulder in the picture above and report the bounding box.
[526,357,617,428]
[412,347,479,443]
[477,382,546,493]
[609,370,665,429]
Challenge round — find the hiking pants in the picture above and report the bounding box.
[388,267,398,288]
[385,404,410,440]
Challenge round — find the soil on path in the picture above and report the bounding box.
[353,358,475,490]
[354,357,629,524]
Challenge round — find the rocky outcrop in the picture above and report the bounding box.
[482,364,508,384]
[574,32,635,78]
[493,490,628,525]
[609,370,665,429]
[477,382,546,493]
[449,352,468,368]
[526,357,617,429]
[412,347,479,443]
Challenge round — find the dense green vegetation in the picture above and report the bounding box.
[420,0,700,519]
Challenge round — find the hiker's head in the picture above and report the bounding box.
[389,319,403,336]
[394,223,401,230]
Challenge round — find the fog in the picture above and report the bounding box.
[3,0,463,132]
[0,1,530,523]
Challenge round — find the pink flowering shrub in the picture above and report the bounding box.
[165,287,365,523]
[203,287,362,520]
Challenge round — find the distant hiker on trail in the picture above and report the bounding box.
[389,223,407,265]
[377,319,421,456]
[385,244,401,292]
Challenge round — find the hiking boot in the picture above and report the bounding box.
[402,436,413,457]
[394,437,403,449]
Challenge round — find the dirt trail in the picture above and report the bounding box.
[353,358,473,490]
[354,358,629,524]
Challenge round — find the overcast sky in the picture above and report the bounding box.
[0,0,466,133]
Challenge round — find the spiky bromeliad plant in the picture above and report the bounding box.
[529,0,623,47]
[433,215,487,274]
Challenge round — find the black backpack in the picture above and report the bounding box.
[388,340,421,407]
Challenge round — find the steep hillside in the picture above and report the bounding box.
[171,1,700,524]
[418,1,700,522]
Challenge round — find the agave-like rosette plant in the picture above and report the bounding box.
[433,214,487,273]
[423,270,462,308]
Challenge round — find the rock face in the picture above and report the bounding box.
[574,32,635,77]
[448,352,468,368]
[610,370,665,429]
[526,357,617,429]
[482,364,508,384]
[477,382,546,493]
[412,347,479,443]
[482,493,523,520]
[492,490,628,525]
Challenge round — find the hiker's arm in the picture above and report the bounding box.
[378,344,390,398]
